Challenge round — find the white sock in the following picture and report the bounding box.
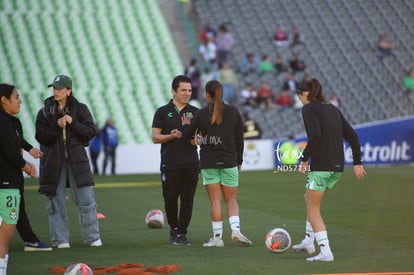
[229,216,240,232]
[212,221,223,239]
[4,254,7,275]
[304,221,315,243]
[315,231,331,253]
[0,258,6,275]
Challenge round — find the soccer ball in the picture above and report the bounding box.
[265,228,291,253]
[145,209,165,228]
[64,263,93,275]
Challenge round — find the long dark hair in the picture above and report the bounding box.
[205,80,223,125]
[297,78,326,103]
[0,83,15,111]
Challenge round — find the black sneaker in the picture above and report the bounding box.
[169,228,178,244]
[173,234,191,246]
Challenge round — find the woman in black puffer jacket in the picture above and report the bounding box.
[35,75,102,249]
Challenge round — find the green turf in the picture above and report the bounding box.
[8,166,414,274]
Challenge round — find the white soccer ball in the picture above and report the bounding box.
[265,228,292,253]
[64,263,93,275]
[145,209,165,229]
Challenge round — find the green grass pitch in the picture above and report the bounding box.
[9,165,414,275]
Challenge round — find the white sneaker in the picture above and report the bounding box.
[56,243,70,249]
[306,251,334,262]
[202,238,224,247]
[292,241,315,254]
[90,239,103,247]
[231,231,253,246]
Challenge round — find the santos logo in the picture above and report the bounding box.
[345,141,411,163]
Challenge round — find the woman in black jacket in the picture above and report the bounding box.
[0,84,36,273]
[35,75,102,249]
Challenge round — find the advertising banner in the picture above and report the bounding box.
[274,116,414,167]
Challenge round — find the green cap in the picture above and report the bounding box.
[47,75,72,89]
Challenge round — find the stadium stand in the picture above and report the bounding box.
[1,0,413,143]
[0,0,183,145]
[191,0,414,139]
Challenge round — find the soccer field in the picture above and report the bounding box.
[9,165,414,275]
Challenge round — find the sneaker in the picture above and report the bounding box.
[169,228,178,244]
[202,238,224,247]
[90,239,103,247]
[306,251,334,262]
[172,234,191,246]
[292,241,316,254]
[55,243,70,249]
[231,231,253,247]
[24,241,53,252]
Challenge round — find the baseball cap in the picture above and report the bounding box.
[47,75,72,89]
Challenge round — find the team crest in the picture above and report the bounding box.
[10,208,17,220]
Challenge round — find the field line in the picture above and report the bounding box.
[303,272,414,275]
[24,181,160,190]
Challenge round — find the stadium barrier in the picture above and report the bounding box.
[274,115,414,167]
[24,116,413,176]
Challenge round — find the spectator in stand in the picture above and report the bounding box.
[273,26,289,47]
[216,24,234,64]
[275,55,288,75]
[281,73,299,93]
[242,112,262,140]
[239,82,258,110]
[403,70,414,94]
[238,53,260,76]
[199,37,218,70]
[275,89,293,110]
[257,81,274,109]
[290,26,304,48]
[259,55,275,75]
[293,91,303,110]
[329,93,341,108]
[199,22,216,43]
[289,53,306,74]
[301,73,312,85]
[218,62,238,104]
[377,33,396,59]
[184,58,202,101]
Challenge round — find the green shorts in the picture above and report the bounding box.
[0,189,20,225]
[201,167,239,187]
[306,171,343,191]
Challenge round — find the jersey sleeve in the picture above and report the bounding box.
[341,112,362,165]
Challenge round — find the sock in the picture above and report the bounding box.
[212,221,223,239]
[0,258,6,275]
[229,216,240,232]
[315,231,331,254]
[304,221,315,243]
[4,254,7,275]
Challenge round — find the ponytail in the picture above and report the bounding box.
[205,80,223,125]
[297,78,326,103]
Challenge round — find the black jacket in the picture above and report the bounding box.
[183,103,244,169]
[301,101,362,172]
[0,110,26,189]
[35,96,96,196]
